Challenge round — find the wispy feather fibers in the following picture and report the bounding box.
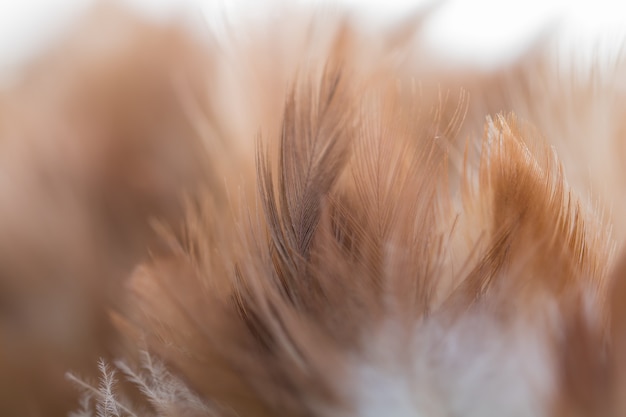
[0,3,625,417]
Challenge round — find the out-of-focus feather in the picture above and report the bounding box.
[2,3,626,417]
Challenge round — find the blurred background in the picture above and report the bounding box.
[0,1,623,416]
[0,0,625,88]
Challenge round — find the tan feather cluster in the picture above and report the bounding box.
[1,3,626,417]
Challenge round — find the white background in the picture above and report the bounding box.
[0,0,624,79]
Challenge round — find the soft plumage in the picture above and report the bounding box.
[0,3,625,417]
